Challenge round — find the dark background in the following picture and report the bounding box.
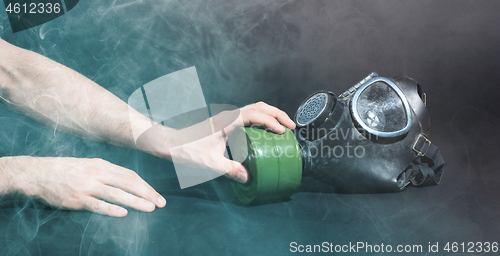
[0,0,499,255]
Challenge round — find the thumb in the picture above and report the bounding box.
[221,158,249,184]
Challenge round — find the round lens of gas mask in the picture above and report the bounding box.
[351,78,412,138]
[296,92,329,126]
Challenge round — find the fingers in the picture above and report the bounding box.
[243,102,296,133]
[254,102,296,129]
[94,185,157,213]
[221,158,249,184]
[82,196,128,217]
[244,110,286,133]
[96,160,166,208]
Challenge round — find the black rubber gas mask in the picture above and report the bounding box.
[231,73,445,204]
[295,72,444,193]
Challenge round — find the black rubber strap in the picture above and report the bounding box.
[406,143,445,187]
[398,139,445,190]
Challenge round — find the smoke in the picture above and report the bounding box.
[1,0,500,255]
[0,0,303,254]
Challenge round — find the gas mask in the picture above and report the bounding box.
[231,73,445,204]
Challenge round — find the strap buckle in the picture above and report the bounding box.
[412,134,431,157]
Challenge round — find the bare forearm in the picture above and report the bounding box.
[0,156,30,196]
[0,157,14,195]
[0,39,162,153]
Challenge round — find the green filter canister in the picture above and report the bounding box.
[231,127,302,204]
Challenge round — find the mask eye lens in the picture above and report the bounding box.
[356,82,407,132]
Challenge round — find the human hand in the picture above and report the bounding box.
[239,101,296,133]
[163,102,295,184]
[2,156,166,217]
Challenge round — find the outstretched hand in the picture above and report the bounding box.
[162,102,296,184]
[2,156,166,217]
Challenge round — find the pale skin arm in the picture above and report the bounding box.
[0,39,149,150]
[0,39,295,216]
[0,156,164,217]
